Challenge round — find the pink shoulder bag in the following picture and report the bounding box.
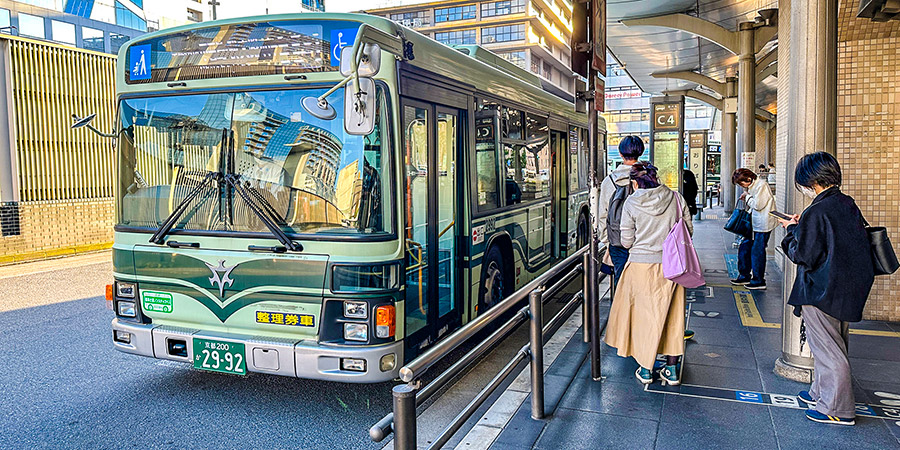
[662,194,705,288]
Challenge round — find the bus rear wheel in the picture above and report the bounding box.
[478,246,506,314]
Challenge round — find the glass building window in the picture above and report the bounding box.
[498,51,526,69]
[187,8,202,22]
[390,11,429,28]
[18,14,45,39]
[51,21,76,45]
[82,27,104,52]
[110,32,128,53]
[434,29,476,46]
[481,0,526,18]
[0,9,10,31]
[435,5,476,23]
[531,55,541,74]
[115,1,147,31]
[481,24,525,44]
[302,0,325,11]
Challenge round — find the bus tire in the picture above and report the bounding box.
[576,212,590,249]
[478,246,507,314]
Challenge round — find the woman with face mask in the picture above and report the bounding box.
[778,152,875,426]
[731,168,778,289]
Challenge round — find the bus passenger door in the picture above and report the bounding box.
[401,99,462,354]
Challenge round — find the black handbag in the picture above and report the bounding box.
[724,200,753,239]
[864,219,899,276]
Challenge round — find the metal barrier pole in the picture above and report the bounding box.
[528,288,545,419]
[392,383,417,450]
[583,252,591,344]
[588,254,602,381]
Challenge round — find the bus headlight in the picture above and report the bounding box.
[116,281,136,298]
[344,323,368,342]
[343,301,368,319]
[375,305,395,338]
[117,301,136,318]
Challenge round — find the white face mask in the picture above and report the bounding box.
[798,186,817,199]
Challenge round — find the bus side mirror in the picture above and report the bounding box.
[71,113,117,138]
[345,77,375,135]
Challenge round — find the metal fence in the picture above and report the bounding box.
[6,36,117,202]
[369,246,608,449]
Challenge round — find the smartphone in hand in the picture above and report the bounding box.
[769,210,793,220]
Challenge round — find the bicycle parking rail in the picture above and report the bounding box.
[369,245,609,449]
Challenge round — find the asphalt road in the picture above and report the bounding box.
[0,255,394,450]
[0,253,581,450]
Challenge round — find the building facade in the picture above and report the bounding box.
[144,0,325,32]
[366,0,578,97]
[0,0,145,54]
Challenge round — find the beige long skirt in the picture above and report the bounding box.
[604,261,686,370]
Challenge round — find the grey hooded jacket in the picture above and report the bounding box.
[620,185,694,264]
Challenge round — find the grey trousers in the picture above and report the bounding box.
[803,305,855,418]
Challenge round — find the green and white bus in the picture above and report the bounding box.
[103,13,604,383]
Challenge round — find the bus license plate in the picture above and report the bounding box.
[192,338,247,376]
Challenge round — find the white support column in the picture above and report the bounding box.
[722,77,737,213]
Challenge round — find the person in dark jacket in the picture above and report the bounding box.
[682,169,699,216]
[777,152,874,426]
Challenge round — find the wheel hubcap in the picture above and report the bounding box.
[483,261,504,308]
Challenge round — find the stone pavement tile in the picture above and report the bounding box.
[598,345,640,383]
[889,322,900,333]
[687,325,752,349]
[889,421,900,444]
[654,418,778,450]
[545,349,586,378]
[756,364,809,397]
[681,362,763,391]
[687,313,747,330]
[658,394,775,432]
[454,424,502,450]
[532,408,658,450]
[850,358,900,384]
[853,379,900,404]
[487,441,532,450]
[848,334,900,362]
[558,363,664,419]
[491,402,546,449]
[769,406,900,449]
[685,343,757,370]
[847,319,896,332]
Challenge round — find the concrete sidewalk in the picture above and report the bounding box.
[476,210,900,450]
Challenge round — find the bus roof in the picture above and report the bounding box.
[117,12,604,130]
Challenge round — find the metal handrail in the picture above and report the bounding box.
[398,246,590,383]
[370,244,607,449]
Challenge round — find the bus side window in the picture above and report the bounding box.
[475,101,501,211]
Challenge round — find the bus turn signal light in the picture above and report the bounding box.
[375,305,395,338]
[105,284,114,301]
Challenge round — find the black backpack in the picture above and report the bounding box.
[607,174,633,247]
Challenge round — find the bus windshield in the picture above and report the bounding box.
[116,85,392,237]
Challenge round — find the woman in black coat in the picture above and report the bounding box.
[777,152,874,426]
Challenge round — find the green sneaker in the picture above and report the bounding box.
[684,329,695,340]
[635,367,653,385]
[660,365,680,386]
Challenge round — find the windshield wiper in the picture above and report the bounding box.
[149,171,218,245]
[225,174,303,252]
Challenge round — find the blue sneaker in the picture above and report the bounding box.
[660,365,680,386]
[805,409,854,426]
[798,390,817,408]
[635,367,653,385]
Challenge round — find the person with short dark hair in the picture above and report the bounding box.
[682,169,699,216]
[604,162,694,386]
[731,168,777,289]
[777,152,874,426]
[598,135,645,287]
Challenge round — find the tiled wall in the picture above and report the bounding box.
[836,0,900,320]
[0,198,114,265]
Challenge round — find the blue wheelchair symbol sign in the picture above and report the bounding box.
[130,44,151,80]
[735,391,764,404]
[330,28,358,67]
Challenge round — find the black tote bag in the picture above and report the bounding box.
[724,200,753,239]
[864,219,900,276]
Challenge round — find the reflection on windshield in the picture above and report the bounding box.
[117,86,391,237]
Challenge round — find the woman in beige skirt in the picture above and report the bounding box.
[604,162,693,386]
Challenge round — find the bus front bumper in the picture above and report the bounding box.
[111,319,402,383]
